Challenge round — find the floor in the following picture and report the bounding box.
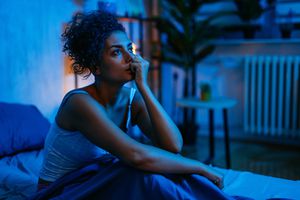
[181,134,300,181]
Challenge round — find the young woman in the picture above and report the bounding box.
[34,11,249,200]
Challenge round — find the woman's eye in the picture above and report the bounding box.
[112,49,121,56]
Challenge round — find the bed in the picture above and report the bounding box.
[0,102,299,200]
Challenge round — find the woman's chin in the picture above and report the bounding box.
[126,72,135,80]
[120,75,135,84]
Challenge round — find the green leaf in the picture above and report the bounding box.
[194,45,215,63]
[156,0,232,69]
[161,46,185,66]
[200,10,237,27]
[156,18,183,36]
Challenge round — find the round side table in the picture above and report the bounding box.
[176,97,237,169]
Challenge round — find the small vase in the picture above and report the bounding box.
[200,83,211,101]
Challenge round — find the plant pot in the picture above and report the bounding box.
[243,26,256,39]
[280,27,292,39]
[200,83,211,101]
[177,122,199,145]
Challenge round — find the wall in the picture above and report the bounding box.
[0,0,152,123]
[162,39,300,136]
[0,0,76,122]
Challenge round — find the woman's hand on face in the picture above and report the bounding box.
[130,54,149,88]
[202,165,224,189]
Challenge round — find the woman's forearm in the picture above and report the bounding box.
[132,143,208,176]
[138,84,183,152]
[130,143,224,189]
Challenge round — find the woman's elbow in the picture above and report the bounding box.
[169,142,183,154]
[170,135,183,153]
[124,146,149,168]
[161,134,183,153]
[160,141,182,154]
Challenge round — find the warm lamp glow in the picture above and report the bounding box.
[132,43,137,55]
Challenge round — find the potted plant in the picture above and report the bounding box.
[233,0,264,38]
[200,82,212,101]
[156,0,233,144]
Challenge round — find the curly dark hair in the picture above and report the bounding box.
[62,11,126,77]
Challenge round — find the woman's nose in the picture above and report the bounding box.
[125,51,134,63]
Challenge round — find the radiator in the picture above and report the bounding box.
[244,55,300,138]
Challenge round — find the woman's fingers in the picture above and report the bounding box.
[131,57,142,66]
[130,55,148,72]
[214,177,224,189]
[129,54,149,87]
[130,63,136,73]
[204,165,224,189]
[132,54,147,65]
[211,176,224,189]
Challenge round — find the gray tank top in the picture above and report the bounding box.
[39,87,136,182]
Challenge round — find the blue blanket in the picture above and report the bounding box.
[30,155,252,200]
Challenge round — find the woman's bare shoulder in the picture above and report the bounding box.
[56,89,102,131]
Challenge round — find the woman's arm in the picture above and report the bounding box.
[131,142,224,189]
[133,85,183,153]
[62,94,223,189]
[130,55,183,153]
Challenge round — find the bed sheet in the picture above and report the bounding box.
[0,150,43,200]
[219,167,300,200]
[0,150,299,200]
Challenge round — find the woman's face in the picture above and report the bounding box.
[98,31,135,83]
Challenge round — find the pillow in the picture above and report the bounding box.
[0,102,50,158]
